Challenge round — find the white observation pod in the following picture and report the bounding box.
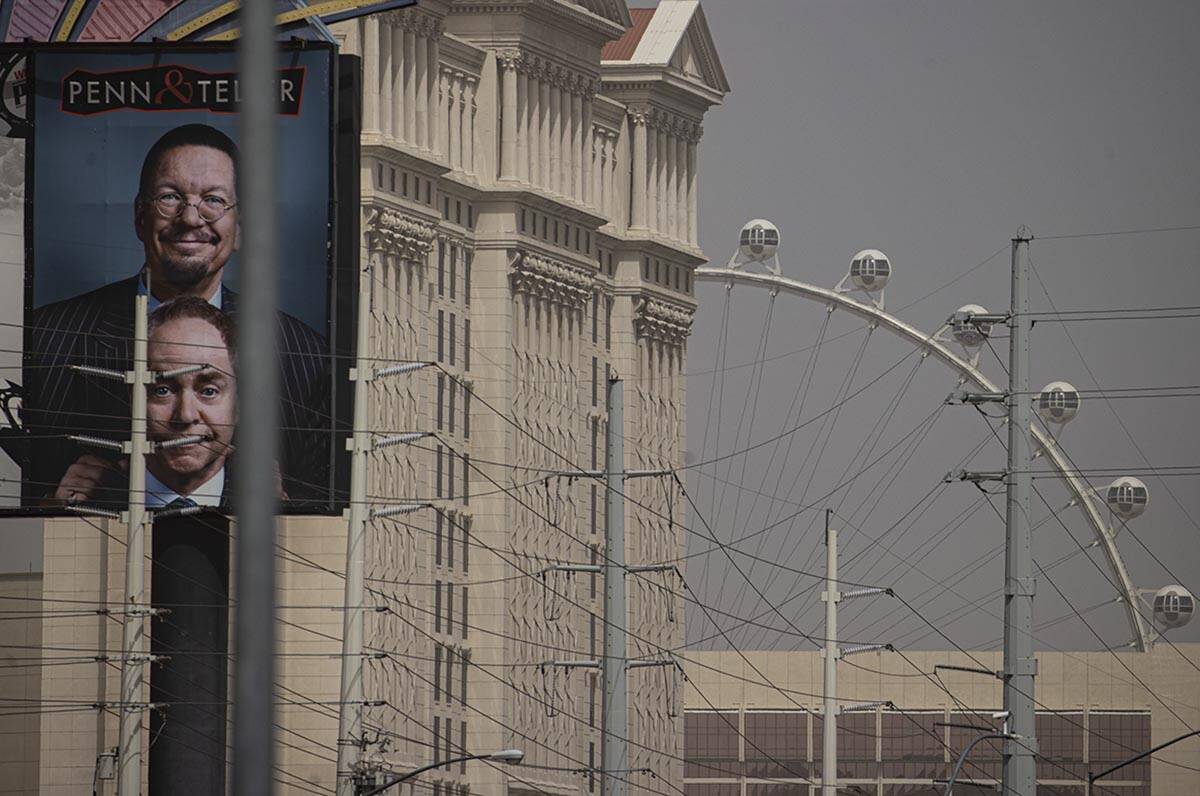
[1153,585,1195,630]
[849,248,891,292]
[1036,381,1080,425]
[1106,476,1148,521]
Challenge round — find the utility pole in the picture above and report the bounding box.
[601,376,627,796]
[1002,231,1037,796]
[118,290,151,796]
[233,0,281,793]
[821,509,838,796]
[337,264,374,796]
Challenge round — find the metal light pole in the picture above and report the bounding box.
[1001,232,1037,796]
[337,264,374,795]
[821,510,838,796]
[117,291,150,796]
[233,1,280,794]
[601,376,627,796]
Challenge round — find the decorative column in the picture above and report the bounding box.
[630,109,647,229]
[665,129,678,241]
[403,26,416,145]
[391,22,404,141]
[591,130,603,214]
[450,72,463,171]
[465,78,478,176]
[687,128,699,246]
[428,28,441,156]
[379,19,392,138]
[558,77,571,198]
[581,93,594,207]
[548,71,562,194]
[363,15,380,134]
[415,31,428,149]
[516,67,529,182]
[438,69,450,161]
[656,126,668,236]
[570,83,582,201]
[604,133,616,222]
[676,126,688,244]
[540,76,551,193]
[499,49,520,180]
[646,114,658,232]
[527,64,540,187]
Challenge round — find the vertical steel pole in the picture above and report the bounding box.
[821,511,838,796]
[117,291,150,796]
[337,265,373,795]
[234,2,280,794]
[1002,232,1037,796]
[601,377,627,796]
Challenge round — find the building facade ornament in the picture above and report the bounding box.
[365,207,438,260]
[634,296,695,345]
[509,250,593,308]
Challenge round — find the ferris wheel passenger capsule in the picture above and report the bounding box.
[738,219,780,261]
[849,249,891,292]
[1036,381,1080,424]
[1106,476,1148,521]
[951,304,992,348]
[1153,585,1195,630]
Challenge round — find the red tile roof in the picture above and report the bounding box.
[602,7,655,61]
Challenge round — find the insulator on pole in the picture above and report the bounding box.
[370,502,434,519]
[68,434,126,452]
[372,432,431,450]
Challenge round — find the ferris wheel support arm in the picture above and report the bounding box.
[694,266,1153,651]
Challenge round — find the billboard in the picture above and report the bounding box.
[1,43,345,514]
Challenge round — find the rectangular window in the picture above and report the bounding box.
[401,172,408,197]
[434,581,442,634]
[575,228,581,251]
[464,319,471,371]
[445,645,454,699]
[462,518,470,573]
[589,613,596,657]
[592,293,599,343]
[519,208,526,232]
[590,484,597,535]
[461,586,469,639]
[463,390,471,440]
[436,445,444,498]
[448,453,455,501]
[588,743,596,793]
[389,167,396,192]
[433,644,442,702]
[456,200,463,226]
[465,252,472,307]
[435,512,443,567]
[585,230,590,252]
[444,717,453,768]
[425,179,431,204]
[553,220,559,243]
[590,545,598,598]
[589,676,596,727]
[605,298,612,350]
[448,383,456,435]
[437,241,445,296]
[437,310,445,361]
[432,717,440,765]
[468,205,474,229]
[443,195,450,219]
[654,260,660,283]
[643,257,650,280]
[462,455,470,505]
[459,721,468,773]
[590,418,598,469]
[460,650,468,705]
[436,373,445,431]
[447,517,455,570]
[542,216,548,239]
[450,244,457,301]
[446,581,454,636]
[591,356,598,407]
[449,313,457,367]
[376,163,383,188]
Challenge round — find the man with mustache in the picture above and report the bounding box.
[24,123,328,508]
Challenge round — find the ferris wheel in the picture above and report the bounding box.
[692,219,1195,652]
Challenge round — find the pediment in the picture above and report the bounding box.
[574,0,632,28]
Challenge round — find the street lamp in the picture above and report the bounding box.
[358,749,525,796]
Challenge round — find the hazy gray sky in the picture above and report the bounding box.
[682,0,1200,651]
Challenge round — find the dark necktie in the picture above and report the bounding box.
[165,496,199,511]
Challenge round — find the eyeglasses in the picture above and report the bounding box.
[147,191,237,223]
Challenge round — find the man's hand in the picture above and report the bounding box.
[53,455,126,505]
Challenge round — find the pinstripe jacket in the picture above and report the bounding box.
[22,275,331,508]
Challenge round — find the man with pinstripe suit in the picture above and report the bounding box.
[22,123,330,508]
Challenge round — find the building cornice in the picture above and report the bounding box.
[509,248,594,309]
[365,207,439,260]
[448,0,625,47]
[634,296,695,345]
